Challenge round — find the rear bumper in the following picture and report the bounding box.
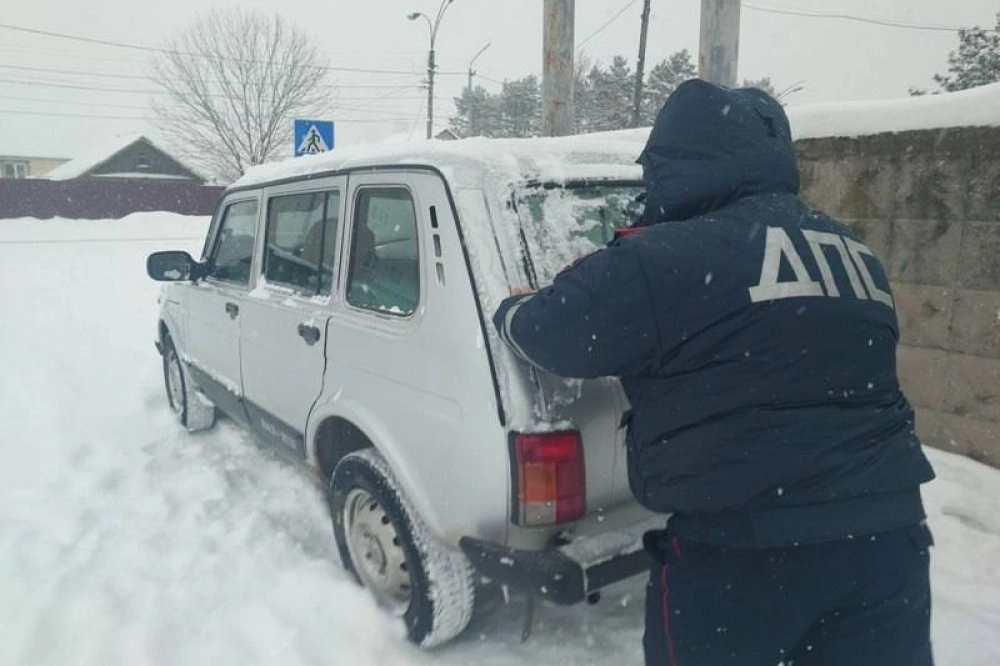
[459,515,662,604]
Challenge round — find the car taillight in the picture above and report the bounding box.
[512,430,585,526]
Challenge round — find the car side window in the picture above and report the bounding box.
[263,190,340,296]
[346,187,420,316]
[208,200,259,285]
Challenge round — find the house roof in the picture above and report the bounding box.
[44,135,200,181]
[44,134,146,180]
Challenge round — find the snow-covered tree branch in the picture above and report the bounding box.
[150,8,331,183]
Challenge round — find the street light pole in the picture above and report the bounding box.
[467,42,490,137]
[468,42,490,92]
[408,0,457,139]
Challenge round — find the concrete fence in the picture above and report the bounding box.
[798,126,1000,467]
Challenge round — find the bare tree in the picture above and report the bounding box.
[151,8,331,183]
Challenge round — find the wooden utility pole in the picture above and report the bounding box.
[631,0,652,127]
[699,0,741,87]
[542,0,575,136]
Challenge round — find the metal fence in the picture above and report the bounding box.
[0,178,225,220]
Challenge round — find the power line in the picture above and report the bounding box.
[0,78,440,108]
[0,43,428,72]
[0,108,427,124]
[578,0,640,49]
[0,64,433,90]
[0,77,165,95]
[743,3,987,33]
[0,109,149,121]
[0,22,466,76]
[0,94,153,111]
[476,74,506,85]
[0,65,150,81]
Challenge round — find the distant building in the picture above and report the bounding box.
[0,154,70,179]
[43,135,204,183]
[434,128,462,141]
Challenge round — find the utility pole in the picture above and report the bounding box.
[542,0,575,136]
[426,48,436,140]
[699,0,741,87]
[631,0,652,127]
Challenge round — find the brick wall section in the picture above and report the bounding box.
[798,127,1000,467]
[0,178,224,220]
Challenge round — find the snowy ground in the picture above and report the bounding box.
[1,213,998,666]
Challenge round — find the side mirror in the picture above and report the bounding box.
[147,250,203,282]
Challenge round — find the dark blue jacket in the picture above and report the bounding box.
[493,80,935,548]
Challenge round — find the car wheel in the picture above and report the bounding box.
[162,335,215,431]
[330,448,475,647]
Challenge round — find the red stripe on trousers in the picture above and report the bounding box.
[660,564,679,666]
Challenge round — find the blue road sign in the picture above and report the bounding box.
[294,119,335,156]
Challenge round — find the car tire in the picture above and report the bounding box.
[330,448,475,647]
[162,335,216,431]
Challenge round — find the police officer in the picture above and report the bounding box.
[493,79,936,666]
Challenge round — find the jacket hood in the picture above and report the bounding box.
[637,79,800,223]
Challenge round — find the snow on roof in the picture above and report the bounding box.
[233,136,644,190]
[787,82,1000,140]
[45,134,148,181]
[579,83,1000,146]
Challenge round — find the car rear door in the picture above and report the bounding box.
[184,196,260,421]
[238,177,346,456]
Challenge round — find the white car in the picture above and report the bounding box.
[146,136,658,647]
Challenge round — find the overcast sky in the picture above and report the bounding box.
[1,0,996,160]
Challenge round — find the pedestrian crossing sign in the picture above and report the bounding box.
[294,120,335,156]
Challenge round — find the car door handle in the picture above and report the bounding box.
[225,302,239,319]
[297,323,321,345]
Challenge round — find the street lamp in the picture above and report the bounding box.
[408,0,457,139]
[467,42,490,92]
[777,80,806,103]
[466,42,490,137]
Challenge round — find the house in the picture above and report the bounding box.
[44,135,204,183]
[0,154,70,179]
[1,134,222,220]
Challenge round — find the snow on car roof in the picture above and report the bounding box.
[232,136,644,191]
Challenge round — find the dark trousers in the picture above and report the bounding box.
[643,523,934,666]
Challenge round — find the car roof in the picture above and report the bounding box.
[229,135,644,192]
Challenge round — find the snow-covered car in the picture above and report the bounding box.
[146,136,659,647]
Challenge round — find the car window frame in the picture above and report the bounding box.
[203,196,262,289]
[257,177,347,303]
[261,188,342,298]
[344,183,422,319]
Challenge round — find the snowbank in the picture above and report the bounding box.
[0,214,997,665]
